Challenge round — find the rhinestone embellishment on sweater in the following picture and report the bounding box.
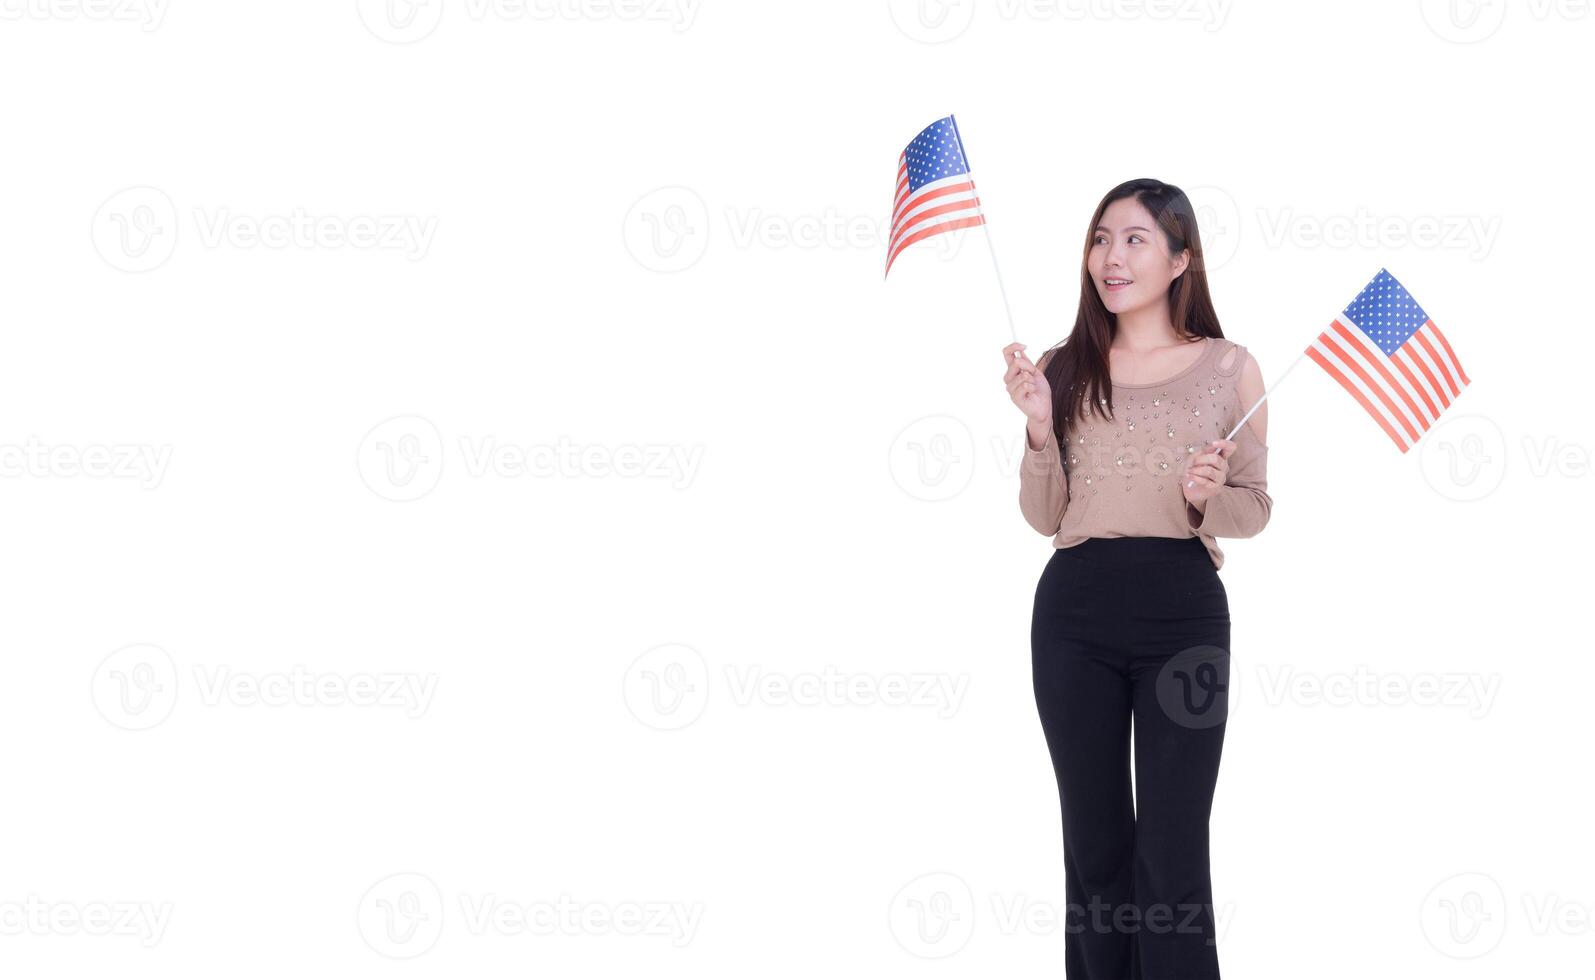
[1061,353,1235,504]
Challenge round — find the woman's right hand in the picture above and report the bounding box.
[1003,342,1052,425]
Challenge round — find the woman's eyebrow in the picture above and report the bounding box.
[1094,225,1152,234]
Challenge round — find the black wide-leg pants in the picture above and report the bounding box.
[1031,535,1231,979]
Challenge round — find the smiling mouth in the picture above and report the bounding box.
[1105,278,1133,287]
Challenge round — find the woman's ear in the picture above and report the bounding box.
[1172,248,1190,279]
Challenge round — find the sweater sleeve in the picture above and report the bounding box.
[1020,422,1067,536]
[1187,347,1272,539]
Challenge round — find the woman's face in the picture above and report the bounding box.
[1088,196,1190,318]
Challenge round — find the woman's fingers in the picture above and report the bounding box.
[1003,344,1049,420]
[1004,351,1034,385]
[1006,358,1038,390]
[1187,440,1236,471]
[1186,455,1228,477]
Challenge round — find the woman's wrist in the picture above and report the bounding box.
[1026,418,1053,452]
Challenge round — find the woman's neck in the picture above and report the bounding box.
[1110,306,1185,352]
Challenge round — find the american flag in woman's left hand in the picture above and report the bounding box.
[1306,268,1471,453]
[885,114,986,278]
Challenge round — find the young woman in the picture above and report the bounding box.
[1002,178,1272,979]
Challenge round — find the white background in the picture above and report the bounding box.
[2,0,1591,976]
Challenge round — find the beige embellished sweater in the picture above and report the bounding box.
[1018,336,1271,570]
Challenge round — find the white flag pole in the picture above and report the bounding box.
[979,220,1022,349]
[1177,349,1303,488]
[948,114,1023,351]
[1219,349,1307,443]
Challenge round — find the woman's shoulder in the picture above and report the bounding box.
[1211,337,1267,421]
[1211,335,1250,375]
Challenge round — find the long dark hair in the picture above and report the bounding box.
[1038,178,1226,442]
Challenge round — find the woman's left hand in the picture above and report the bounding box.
[1182,439,1237,506]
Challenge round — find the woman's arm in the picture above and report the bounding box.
[1019,350,1067,536]
[1187,350,1272,538]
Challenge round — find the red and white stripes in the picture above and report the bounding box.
[1305,317,1471,453]
[885,153,984,277]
